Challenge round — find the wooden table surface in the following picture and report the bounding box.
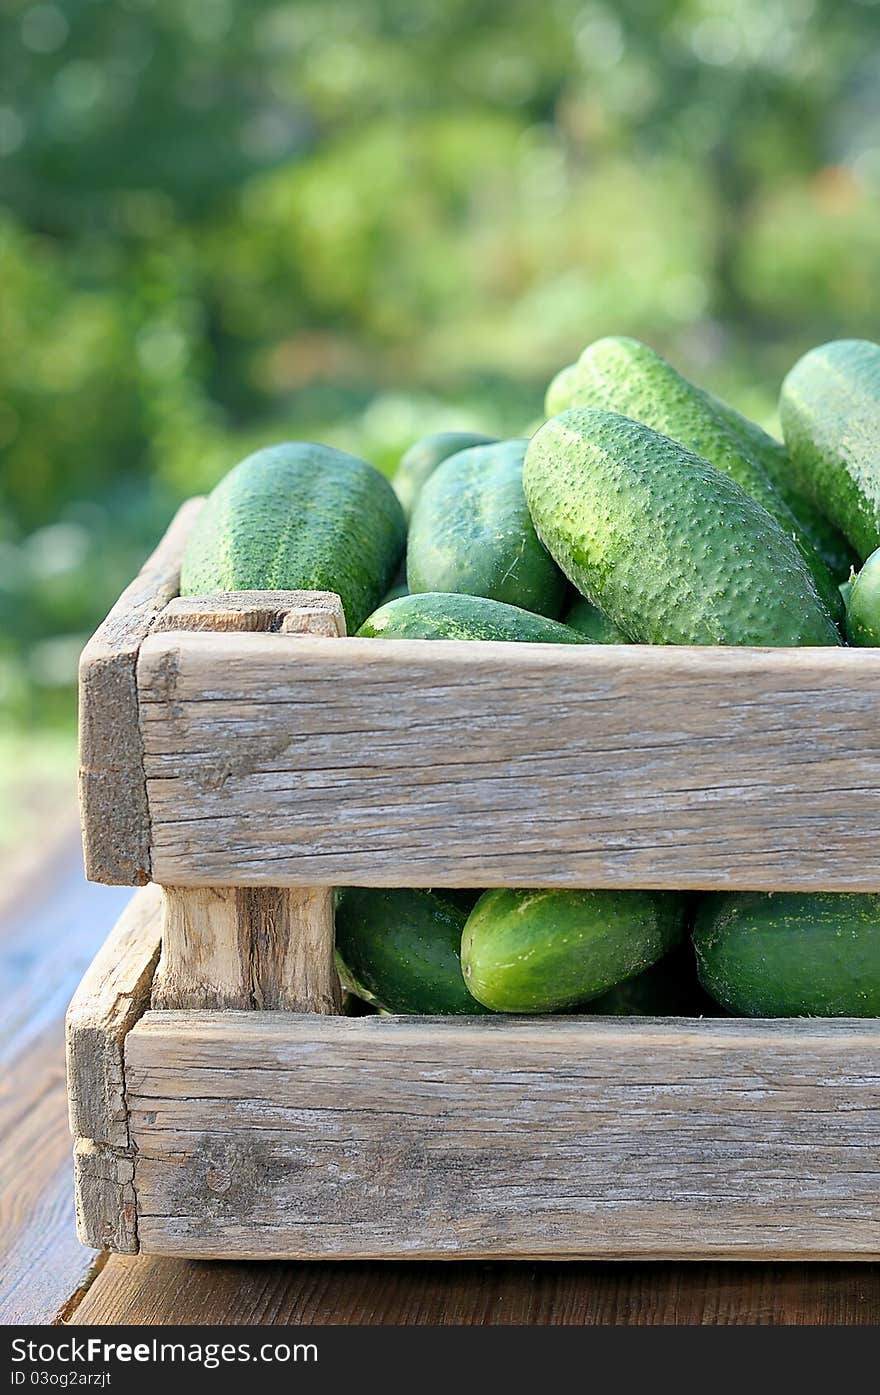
[2,835,879,1327]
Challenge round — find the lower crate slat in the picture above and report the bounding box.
[124,1012,880,1260]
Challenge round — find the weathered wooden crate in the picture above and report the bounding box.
[67,499,880,1260]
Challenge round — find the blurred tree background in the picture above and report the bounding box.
[1,0,879,852]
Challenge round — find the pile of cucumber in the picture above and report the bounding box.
[181,335,880,1019]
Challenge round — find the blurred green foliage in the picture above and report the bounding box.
[2,0,880,738]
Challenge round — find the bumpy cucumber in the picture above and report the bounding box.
[523,408,842,647]
[847,547,880,646]
[693,891,880,1017]
[335,887,492,1014]
[565,594,629,644]
[393,430,496,520]
[357,592,589,643]
[180,442,405,632]
[461,888,687,1013]
[407,439,567,618]
[553,337,843,621]
[780,339,880,562]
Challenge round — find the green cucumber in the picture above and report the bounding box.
[693,891,880,1017]
[393,430,496,520]
[180,442,405,633]
[847,547,880,646]
[584,944,716,1016]
[523,408,842,647]
[357,592,589,643]
[780,339,880,562]
[461,888,687,1013]
[544,362,580,418]
[565,594,629,644]
[709,393,857,581]
[407,439,567,618]
[554,337,843,621]
[335,887,492,1015]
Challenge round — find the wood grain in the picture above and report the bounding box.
[66,883,164,1149]
[78,497,204,885]
[152,590,345,637]
[148,595,343,1013]
[151,886,341,1013]
[124,1012,880,1261]
[68,1255,880,1326]
[137,634,880,890]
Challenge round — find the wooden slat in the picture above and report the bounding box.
[152,590,345,637]
[78,497,204,885]
[68,1254,880,1326]
[138,634,880,890]
[124,1013,880,1261]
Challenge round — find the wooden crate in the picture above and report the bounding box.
[67,500,880,1260]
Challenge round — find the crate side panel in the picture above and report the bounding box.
[126,1013,880,1260]
[139,635,880,890]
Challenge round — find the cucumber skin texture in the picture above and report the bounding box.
[524,409,842,648]
[693,891,880,1017]
[407,439,567,619]
[557,337,843,622]
[393,430,496,520]
[180,442,406,633]
[461,888,687,1013]
[357,592,590,644]
[848,546,880,645]
[780,339,880,562]
[565,593,629,644]
[335,887,492,1015]
[709,393,857,582]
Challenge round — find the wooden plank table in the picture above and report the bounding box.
[2,838,880,1326]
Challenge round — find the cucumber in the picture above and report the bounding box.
[584,944,716,1016]
[847,546,880,646]
[356,592,590,644]
[555,337,843,622]
[461,888,687,1013]
[393,430,496,520]
[780,339,880,562]
[335,887,492,1015]
[544,362,580,417]
[693,891,880,1017]
[180,442,406,633]
[709,393,857,581]
[407,439,567,618]
[523,408,842,647]
[565,594,629,644]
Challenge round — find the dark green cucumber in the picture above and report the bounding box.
[524,409,842,647]
[407,439,567,618]
[393,430,496,520]
[554,337,843,621]
[180,442,406,632]
[461,888,687,1013]
[357,592,589,643]
[565,594,629,644]
[335,887,492,1015]
[584,944,716,1016]
[847,546,880,646]
[693,891,880,1017]
[780,339,880,562]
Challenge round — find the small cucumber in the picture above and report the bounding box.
[565,594,630,644]
[180,442,405,633]
[335,887,492,1015]
[847,547,880,646]
[780,340,880,562]
[393,430,496,520]
[357,592,589,643]
[407,439,567,618]
[693,891,880,1017]
[523,409,842,647]
[461,888,687,1013]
